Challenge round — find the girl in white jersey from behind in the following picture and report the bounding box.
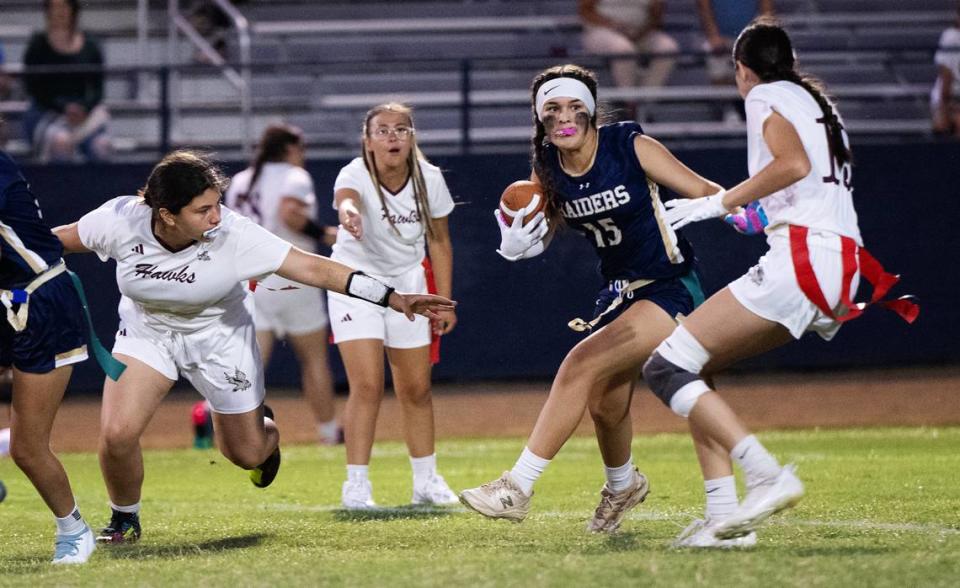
[331,103,458,509]
[644,19,917,546]
[226,123,342,446]
[53,151,455,542]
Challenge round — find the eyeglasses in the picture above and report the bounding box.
[372,126,414,140]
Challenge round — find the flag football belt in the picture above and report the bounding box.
[788,225,919,325]
[0,261,67,332]
[568,277,656,332]
[0,260,126,380]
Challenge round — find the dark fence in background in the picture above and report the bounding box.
[22,140,959,394]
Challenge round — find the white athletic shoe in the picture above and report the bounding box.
[341,478,377,510]
[412,473,459,506]
[673,518,757,549]
[459,471,532,522]
[51,525,95,564]
[585,467,650,533]
[713,464,804,540]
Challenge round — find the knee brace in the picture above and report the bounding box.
[642,326,712,418]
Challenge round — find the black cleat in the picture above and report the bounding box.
[96,509,141,544]
[250,403,281,488]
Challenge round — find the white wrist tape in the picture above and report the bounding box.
[346,271,394,307]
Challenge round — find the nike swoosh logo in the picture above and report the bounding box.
[543,85,561,95]
[706,488,719,494]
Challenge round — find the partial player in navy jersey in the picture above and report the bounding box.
[0,148,95,564]
[461,64,744,539]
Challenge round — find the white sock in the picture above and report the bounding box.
[110,501,141,515]
[55,505,86,535]
[410,453,436,485]
[731,435,781,485]
[704,476,738,521]
[317,419,339,441]
[510,447,550,496]
[346,464,369,482]
[604,457,636,493]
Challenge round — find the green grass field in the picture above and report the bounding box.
[1,428,959,587]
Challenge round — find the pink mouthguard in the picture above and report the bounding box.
[557,127,577,136]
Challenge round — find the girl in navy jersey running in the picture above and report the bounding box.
[460,64,752,542]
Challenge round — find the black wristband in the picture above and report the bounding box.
[345,271,394,307]
[303,219,324,240]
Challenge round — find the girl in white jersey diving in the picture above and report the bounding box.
[643,18,918,546]
[53,150,455,544]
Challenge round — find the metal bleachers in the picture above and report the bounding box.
[0,0,953,160]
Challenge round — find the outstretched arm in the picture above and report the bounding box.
[274,247,456,321]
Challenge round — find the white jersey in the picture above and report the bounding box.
[331,157,455,276]
[224,162,317,253]
[932,26,960,105]
[745,81,862,244]
[78,196,292,333]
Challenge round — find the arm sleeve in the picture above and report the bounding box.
[331,161,367,209]
[76,199,121,262]
[425,167,456,218]
[282,168,315,204]
[232,215,294,281]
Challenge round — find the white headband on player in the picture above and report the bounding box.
[535,77,596,121]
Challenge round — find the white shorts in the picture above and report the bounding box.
[328,264,430,349]
[252,275,328,337]
[728,230,860,341]
[113,297,264,414]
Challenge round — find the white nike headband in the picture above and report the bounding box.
[535,77,596,121]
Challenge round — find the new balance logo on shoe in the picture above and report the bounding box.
[131,244,144,254]
[341,314,352,322]
[500,496,514,508]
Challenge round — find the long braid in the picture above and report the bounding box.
[735,18,853,166]
[237,123,304,215]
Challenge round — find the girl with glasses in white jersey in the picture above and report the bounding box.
[330,103,459,509]
[53,150,455,544]
[645,19,917,546]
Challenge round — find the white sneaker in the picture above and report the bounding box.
[341,478,376,510]
[459,471,532,522]
[673,518,757,549]
[51,525,95,564]
[714,464,804,540]
[585,467,650,533]
[412,473,459,506]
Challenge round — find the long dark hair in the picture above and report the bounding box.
[140,150,228,217]
[235,123,304,211]
[361,103,436,242]
[530,64,600,227]
[734,18,852,166]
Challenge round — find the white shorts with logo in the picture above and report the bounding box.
[728,230,860,341]
[252,275,328,337]
[327,264,430,349]
[113,296,264,414]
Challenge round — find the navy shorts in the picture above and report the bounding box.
[0,272,88,374]
[590,269,705,331]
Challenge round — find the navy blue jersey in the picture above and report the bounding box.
[544,121,694,282]
[0,151,64,289]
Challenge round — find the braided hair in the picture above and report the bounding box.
[734,18,852,166]
[529,64,602,227]
[361,103,436,242]
[235,123,304,217]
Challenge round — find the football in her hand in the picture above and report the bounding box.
[499,180,546,225]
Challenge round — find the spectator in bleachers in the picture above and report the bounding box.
[696,0,774,123]
[579,0,678,118]
[23,0,110,162]
[187,0,249,63]
[932,4,960,137]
